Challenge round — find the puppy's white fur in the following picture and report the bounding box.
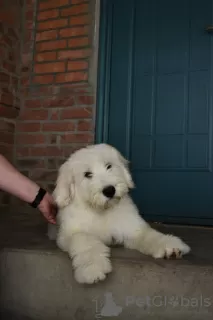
[51,144,190,284]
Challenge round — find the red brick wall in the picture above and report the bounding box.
[15,0,96,195]
[0,0,22,161]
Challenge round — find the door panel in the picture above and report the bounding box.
[97,0,213,225]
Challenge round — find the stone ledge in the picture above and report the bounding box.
[1,217,213,319]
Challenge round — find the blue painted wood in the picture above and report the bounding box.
[96,0,213,225]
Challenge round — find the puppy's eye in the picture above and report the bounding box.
[106,163,112,170]
[84,171,93,178]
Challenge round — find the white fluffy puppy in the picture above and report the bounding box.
[52,143,190,284]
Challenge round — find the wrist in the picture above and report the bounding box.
[30,187,47,208]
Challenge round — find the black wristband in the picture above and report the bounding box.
[30,187,46,208]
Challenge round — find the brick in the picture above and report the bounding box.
[68,36,89,48]
[37,9,59,21]
[0,49,6,61]
[70,14,90,26]
[77,120,92,131]
[39,0,69,11]
[30,146,64,157]
[30,169,57,181]
[16,134,46,145]
[36,30,58,42]
[27,21,33,30]
[71,0,88,4]
[43,97,75,108]
[20,72,28,86]
[14,99,21,109]
[1,93,13,106]
[35,52,57,62]
[61,133,93,143]
[61,107,92,119]
[49,109,60,120]
[47,158,58,169]
[8,52,16,63]
[61,3,89,16]
[33,75,55,85]
[3,62,16,73]
[20,109,48,121]
[1,132,14,144]
[24,100,42,109]
[2,35,13,47]
[0,105,19,118]
[36,39,67,51]
[21,76,30,87]
[26,9,34,20]
[55,71,88,83]
[62,144,88,157]
[16,123,41,132]
[0,72,10,83]
[42,122,75,132]
[34,62,65,74]
[22,52,31,67]
[77,95,94,105]
[38,19,68,31]
[25,29,33,42]
[2,88,12,95]
[11,76,19,87]
[0,145,13,159]
[16,159,45,169]
[0,120,15,132]
[59,26,88,38]
[16,147,30,157]
[26,0,34,5]
[24,86,51,96]
[58,48,90,60]
[8,27,19,37]
[48,134,60,144]
[68,60,88,71]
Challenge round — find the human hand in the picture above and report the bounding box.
[38,192,57,224]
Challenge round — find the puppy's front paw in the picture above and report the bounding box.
[152,235,191,259]
[74,258,112,284]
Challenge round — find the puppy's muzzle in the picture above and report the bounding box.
[102,185,116,198]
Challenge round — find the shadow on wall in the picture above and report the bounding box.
[0,0,22,161]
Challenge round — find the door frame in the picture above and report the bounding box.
[95,0,112,143]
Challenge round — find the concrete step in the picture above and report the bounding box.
[1,216,213,320]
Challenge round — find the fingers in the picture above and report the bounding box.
[38,192,58,224]
[44,209,56,224]
[47,206,57,224]
[48,216,56,224]
[39,205,57,224]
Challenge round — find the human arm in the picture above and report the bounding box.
[0,154,56,224]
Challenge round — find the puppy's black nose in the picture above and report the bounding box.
[102,185,116,198]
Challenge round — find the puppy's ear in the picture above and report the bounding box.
[117,152,135,189]
[53,161,75,208]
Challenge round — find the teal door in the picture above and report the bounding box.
[96,0,213,225]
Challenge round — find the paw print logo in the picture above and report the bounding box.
[168,296,179,307]
[100,292,123,317]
